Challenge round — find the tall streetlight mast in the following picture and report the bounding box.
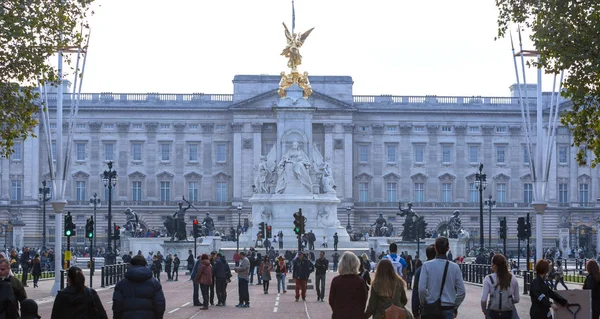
[102,162,118,265]
[38,181,51,251]
[474,163,487,251]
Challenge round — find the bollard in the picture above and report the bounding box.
[101,266,105,288]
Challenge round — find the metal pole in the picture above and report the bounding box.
[477,164,485,249]
[526,212,531,271]
[89,237,93,287]
[107,183,112,264]
[517,238,521,270]
[488,200,492,250]
[535,55,544,262]
[503,217,507,255]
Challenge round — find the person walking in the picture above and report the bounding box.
[332,252,340,272]
[292,251,314,302]
[275,256,287,294]
[329,251,368,319]
[418,237,466,319]
[583,260,600,319]
[20,247,31,287]
[112,255,166,319]
[529,259,568,319]
[172,254,180,281]
[234,251,250,308]
[51,266,108,319]
[384,243,408,280]
[554,259,568,290]
[364,259,413,319]
[194,254,212,310]
[190,256,202,306]
[213,253,231,306]
[164,254,173,281]
[209,251,217,306]
[278,231,284,249]
[31,254,42,288]
[151,255,161,281]
[480,254,520,319]
[412,244,436,318]
[0,257,27,318]
[333,233,339,251]
[187,250,195,273]
[259,255,273,294]
[314,251,328,302]
[248,253,257,285]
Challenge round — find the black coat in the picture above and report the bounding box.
[583,274,600,317]
[292,257,313,280]
[213,258,231,279]
[529,275,567,318]
[50,286,108,319]
[112,266,166,319]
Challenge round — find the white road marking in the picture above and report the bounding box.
[35,296,55,305]
[182,302,191,307]
[275,301,279,306]
[273,307,278,312]
[107,301,113,304]
[168,308,180,314]
[304,299,312,319]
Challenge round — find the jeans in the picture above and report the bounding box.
[263,280,270,292]
[216,278,227,304]
[33,275,40,286]
[238,278,249,304]
[209,279,215,304]
[295,279,307,299]
[277,274,286,292]
[333,261,338,272]
[315,274,326,299]
[249,267,255,283]
[21,266,29,285]
[193,282,200,305]
[200,284,209,308]
[172,267,179,280]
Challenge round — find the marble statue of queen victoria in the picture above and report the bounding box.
[275,141,312,194]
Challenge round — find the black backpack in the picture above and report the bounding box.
[0,280,18,319]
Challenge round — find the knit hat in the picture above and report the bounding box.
[20,298,41,319]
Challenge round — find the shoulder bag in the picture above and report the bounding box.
[421,261,450,318]
[85,287,107,319]
[384,283,406,319]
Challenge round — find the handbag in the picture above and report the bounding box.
[421,261,450,318]
[384,283,406,319]
[85,287,107,319]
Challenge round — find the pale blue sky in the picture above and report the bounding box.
[77,0,555,97]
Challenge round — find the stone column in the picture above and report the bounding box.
[232,122,244,201]
[343,124,354,200]
[372,124,384,201]
[117,122,130,199]
[173,123,186,198]
[323,123,335,160]
[24,125,40,200]
[454,125,467,200]
[1,157,10,200]
[426,125,439,201]
[252,123,263,195]
[399,124,412,200]
[201,124,215,200]
[145,122,159,199]
[89,122,102,195]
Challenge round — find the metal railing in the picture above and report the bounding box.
[100,263,130,288]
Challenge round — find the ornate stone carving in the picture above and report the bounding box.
[243,137,253,149]
[174,123,186,132]
[334,139,344,150]
[399,124,412,135]
[145,122,159,132]
[454,125,467,135]
[343,124,354,134]
[324,123,335,133]
[426,125,439,133]
[231,122,244,133]
[372,124,384,135]
[117,122,130,132]
[558,212,571,228]
[482,125,494,134]
[252,123,263,133]
[89,122,102,132]
[201,123,215,134]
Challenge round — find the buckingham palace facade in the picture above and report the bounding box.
[0,74,598,252]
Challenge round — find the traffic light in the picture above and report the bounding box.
[293,211,303,235]
[266,225,272,238]
[258,222,265,237]
[526,215,532,238]
[114,224,120,240]
[85,218,94,239]
[64,211,75,237]
[517,217,526,240]
[193,219,200,238]
[499,217,507,239]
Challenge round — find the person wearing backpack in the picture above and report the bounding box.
[480,254,520,319]
[384,243,408,280]
[51,266,108,319]
[583,260,600,319]
[0,258,27,319]
[364,259,413,319]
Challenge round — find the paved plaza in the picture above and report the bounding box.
[24,268,584,318]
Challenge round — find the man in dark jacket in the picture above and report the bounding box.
[186,250,195,273]
[213,253,231,306]
[172,254,180,281]
[292,252,314,302]
[411,244,436,318]
[209,251,217,306]
[0,258,27,318]
[112,255,166,319]
[20,247,31,287]
[314,251,328,302]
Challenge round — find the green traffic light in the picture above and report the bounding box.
[87,233,93,238]
[65,230,72,236]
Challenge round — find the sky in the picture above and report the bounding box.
[75,0,556,97]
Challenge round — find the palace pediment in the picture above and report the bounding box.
[228,89,356,111]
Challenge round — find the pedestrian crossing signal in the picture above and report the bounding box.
[86,218,94,239]
[293,211,304,235]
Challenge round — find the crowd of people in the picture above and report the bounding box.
[2,237,600,318]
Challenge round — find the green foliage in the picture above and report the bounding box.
[0,0,94,157]
[496,0,600,167]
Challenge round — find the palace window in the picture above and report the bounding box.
[559,183,568,204]
[11,179,22,200]
[216,182,228,202]
[132,143,142,161]
[76,142,86,161]
[359,145,369,163]
[10,142,22,161]
[386,144,397,164]
[496,183,507,203]
[160,181,171,201]
[76,181,86,201]
[359,182,369,202]
[188,144,199,162]
[468,145,479,163]
[188,182,199,201]
[386,182,397,203]
[104,143,115,161]
[132,181,142,201]
[414,144,425,163]
[442,145,452,164]
[558,146,569,165]
[216,143,227,163]
[523,145,530,165]
[441,183,452,202]
[579,183,589,205]
[160,143,170,161]
[496,145,506,164]
[414,183,424,202]
[523,183,533,203]
[469,183,478,203]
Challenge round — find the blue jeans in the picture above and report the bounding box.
[249,267,255,283]
[277,274,286,292]
[442,309,454,319]
[193,282,200,305]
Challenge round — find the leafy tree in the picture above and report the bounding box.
[496,0,600,166]
[0,0,94,157]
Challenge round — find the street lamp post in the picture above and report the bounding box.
[102,161,118,265]
[474,163,487,250]
[236,204,242,253]
[38,180,51,251]
[89,193,101,250]
[484,195,496,250]
[346,205,352,232]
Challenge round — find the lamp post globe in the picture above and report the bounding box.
[346,205,352,232]
[475,163,487,252]
[38,180,51,251]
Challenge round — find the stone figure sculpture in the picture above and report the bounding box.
[317,209,341,228]
[444,210,463,239]
[399,203,417,241]
[275,141,312,194]
[281,22,314,71]
[371,213,388,237]
[123,208,139,235]
[260,208,273,225]
[254,156,272,194]
[203,213,215,236]
[313,146,336,194]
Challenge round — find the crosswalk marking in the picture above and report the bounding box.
[168,308,180,314]
[182,302,191,307]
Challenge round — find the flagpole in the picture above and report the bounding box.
[292,0,295,34]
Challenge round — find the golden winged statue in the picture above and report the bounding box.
[281,22,314,71]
